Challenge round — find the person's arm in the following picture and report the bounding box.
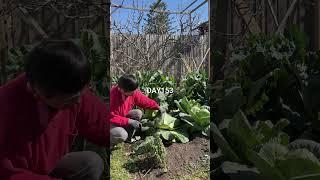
[109,113,129,127]
[108,86,129,126]
[0,97,54,180]
[133,90,160,110]
[75,89,109,146]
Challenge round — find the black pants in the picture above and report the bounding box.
[49,151,105,180]
[110,109,143,146]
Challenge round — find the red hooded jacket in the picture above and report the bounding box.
[109,85,160,126]
[0,74,109,180]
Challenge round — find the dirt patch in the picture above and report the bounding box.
[129,137,210,180]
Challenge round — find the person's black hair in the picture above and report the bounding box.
[25,39,91,96]
[118,74,139,92]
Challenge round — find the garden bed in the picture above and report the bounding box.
[111,137,210,180]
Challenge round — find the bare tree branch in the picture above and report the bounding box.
[111,0,209,77]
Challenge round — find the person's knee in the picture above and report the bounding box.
[51,151,104,180]
[84,151,103,167]
[117,128,128,141]
[110,127,128,142]
[127,109,143,120]
[81,151,104,179]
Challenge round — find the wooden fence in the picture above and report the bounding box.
[212,0,317,49]
[110,33,209,79]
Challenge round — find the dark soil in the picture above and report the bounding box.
[128,137,210,180]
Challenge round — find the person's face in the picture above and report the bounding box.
[31,84,84,109]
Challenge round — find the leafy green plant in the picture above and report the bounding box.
[211,110,289,163]
[247,144,320,180]
[211,110,320,180]
[133,134,168,172]
[141,97,210,143]
[175,97,210,136]
[141,112,189,143]
[288,139,320,160]
[179,71,209,105]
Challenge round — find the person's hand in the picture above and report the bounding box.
[159,106,166,114]
[128,119,142,129]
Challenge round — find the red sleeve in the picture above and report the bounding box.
[76,89,109,146]
[109,113,129,127]
[109,87,129,126]
[0,159,54,180]
[0,77,55,180]
[133,90,160,110]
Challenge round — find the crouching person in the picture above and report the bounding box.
[109,75,166,147]
[0,39,109,180]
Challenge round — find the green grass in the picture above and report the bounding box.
[110,143,133,180]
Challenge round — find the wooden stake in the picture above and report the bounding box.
[267,0,279,27]
[276,0,298,34]
[233,0,261,33]
[18,7,48,38]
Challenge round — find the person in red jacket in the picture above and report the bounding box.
[0,39,109,180]
[109,75,166,146]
